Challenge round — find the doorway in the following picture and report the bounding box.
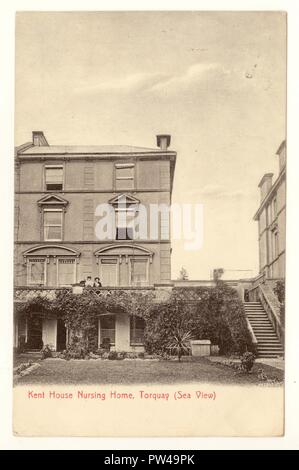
[56,319,67,351]
[27,316,43,350]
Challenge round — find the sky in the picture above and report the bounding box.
[15,11,286,280]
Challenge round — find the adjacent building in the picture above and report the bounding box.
[253,141,286,279]
[14,131,176,352]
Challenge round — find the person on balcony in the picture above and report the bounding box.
[85,276,93,287]
[93,277,102,288]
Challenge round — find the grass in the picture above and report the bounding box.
[14,356,284,386]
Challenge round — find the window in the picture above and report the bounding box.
[130,316,145,345]
[271,229,279,261]
[100,259,118,286]
[100,315,115,345]
[115,163,134,190]
[57,258,76,286]
[28,258,46,285]
[44,210,63,241]
[274,231,279,259]
[130,259,148,286]
[115,209,135,240]
[45,166,63,191]
[273,197,277,219]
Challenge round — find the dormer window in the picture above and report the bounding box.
[45,165,63,191]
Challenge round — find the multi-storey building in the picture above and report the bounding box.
[14,131,176,352]
[253,140,286,279]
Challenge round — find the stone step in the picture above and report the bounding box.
[254,333,278,336]
[255,333,278,341]
[258,354,284,358]
[252,327,273,330]
[249,320,271,323]
[245,309,264,312]
[244,301,284,357]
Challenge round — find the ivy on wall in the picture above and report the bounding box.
[15,283,252,355]
[143,283,253,355]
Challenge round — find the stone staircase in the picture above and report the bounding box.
[244,301,284,358]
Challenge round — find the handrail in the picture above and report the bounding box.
[258,283,284,346]
[245,318,258,345]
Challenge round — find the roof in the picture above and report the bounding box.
[253,166,286,221]
[276,140,286,155]
[18,145,174,155]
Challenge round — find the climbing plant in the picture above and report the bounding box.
[15,283,252,355]
[143,283,253,355]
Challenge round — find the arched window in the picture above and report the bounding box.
[23,245,80,287]
[94,244,153,287]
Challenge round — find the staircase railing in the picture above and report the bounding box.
[245,318,258,346]
[247,275,284,346]
[258,283,284,346]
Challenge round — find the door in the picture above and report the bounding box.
[56,319,67,351]
[27,316,43,350]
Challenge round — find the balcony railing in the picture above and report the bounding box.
[14,286,71,302]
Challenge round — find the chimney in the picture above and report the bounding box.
[32,131,49,146]
[258,173,273,201]
[156,134,171,151]
[276,140,286,173]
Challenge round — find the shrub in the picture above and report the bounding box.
[95,348,106,357]
[41,344,53,359]
[166,329,192,361]
[143,284,253,356]
[61,337,88,360]
[274,280,285,326]
[240,352,256,373]
[126,352,138,359]
[108,350,118,360]
[116,351,127,360]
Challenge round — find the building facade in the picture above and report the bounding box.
[254,141,286,279]
[14,131,176,352]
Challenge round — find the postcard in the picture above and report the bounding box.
[13,11,286,437]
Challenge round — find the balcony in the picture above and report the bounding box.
[14,286,71,303]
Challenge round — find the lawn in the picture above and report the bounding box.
[14,356,284,386]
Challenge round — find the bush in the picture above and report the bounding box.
[108,350,118,360]
[274,280,285,326]
[240,352,256,373]
[41,344,53,359]
[95,348,106,357]
[126,352,138,359]
[61,337,88,360]
[116,351,127,360]
[143,284,253,356]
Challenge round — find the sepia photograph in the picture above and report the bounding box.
[12,10,286,437]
